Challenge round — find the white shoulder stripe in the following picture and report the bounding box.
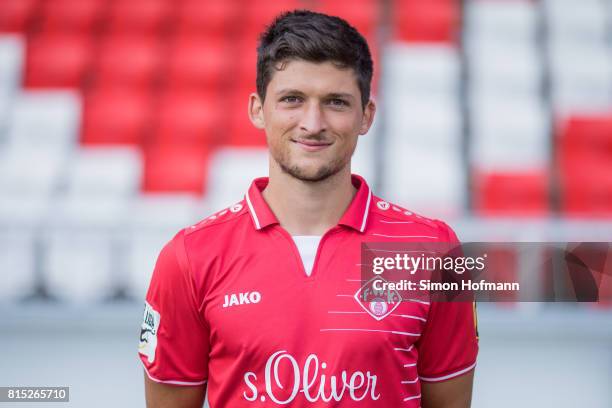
[245,191,260,230]
[142,362,207,386]
[419,361,477,382]
[359,188,372,232]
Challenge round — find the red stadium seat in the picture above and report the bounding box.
[558,115,612,217]
[226,85,267,147]
[0,0,38,33]
[24,33,93,88]
[81,87,153,145]
[106,0,170,34]
[474,171,550,216]
[165,35,229,91]
[143,144,210,195]
[154,90,222,147]
[243,0,300,36]
[95,35,162,88]
[174,0,239,36]
[393,0,460,43]
[39,0,104,34]
[317,0,380,39]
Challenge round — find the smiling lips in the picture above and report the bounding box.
[293,138,333,152]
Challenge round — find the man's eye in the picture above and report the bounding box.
[329,99,348,106]
[281,96,302,103]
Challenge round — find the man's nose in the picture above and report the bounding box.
[299,102,327,135]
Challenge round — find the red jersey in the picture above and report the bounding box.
[139,174,478,406]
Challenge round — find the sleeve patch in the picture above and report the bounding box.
[139,301,161,364]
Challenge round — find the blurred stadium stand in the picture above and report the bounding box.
[0,1,611,406]
[0,0,610,300]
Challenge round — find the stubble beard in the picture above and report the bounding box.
[272,143,353,183]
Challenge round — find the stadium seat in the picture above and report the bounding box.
[352,117,379,184]
[387,96,462,151]
[317,0,380,39]
[0,35,24,129]
[227,87,267,146]
[558,115,612,216]
[154,89,221,147]
[24,33,93,88]
[383,146,466,218]
[468,44,541,101]
[393,0,460,43]
[165,35,229,91]
[174,0,239,36]
[7,90,81,150]
[206,147,269,210]
[44,222,119,303]
[126,194,204,298]
[560,162,612,217]
[470,98,549,170]
[473,171,550,216]
[0,35,23,93]
[66,147,143,197]
[243,0,300,35]
[143,144,210,195]
[384,44,460,99]
[465,0,537,46]
[81,87,153,145]
[0,231,37,302]
[106,0,170,34]
[0,147,66,197]
[95,35,162,88]
[39,0,105,34]
[559,115,612,161]
[545,0,608,45]
[0,0,38,33]
[549,46,612,113]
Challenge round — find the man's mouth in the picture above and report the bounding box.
[292,138,333,152]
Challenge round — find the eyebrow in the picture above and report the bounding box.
[275,89,355,100]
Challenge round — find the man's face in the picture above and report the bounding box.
[249,59,375,182]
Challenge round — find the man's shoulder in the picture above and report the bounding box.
[368,195,456,239]
[182,200,250,238]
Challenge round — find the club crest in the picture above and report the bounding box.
[354,277,402,321]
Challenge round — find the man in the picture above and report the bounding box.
[139,10,478,408]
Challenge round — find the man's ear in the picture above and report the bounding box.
[359,98,376,135]
[248,92,265,129]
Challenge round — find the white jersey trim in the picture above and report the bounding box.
[419,361,477,383]
[360,188,372,232]
[142,362,207,386]
[245,191,261,230]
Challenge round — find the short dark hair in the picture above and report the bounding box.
[256,9,373,109]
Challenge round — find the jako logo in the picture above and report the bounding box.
[223,291,261,308]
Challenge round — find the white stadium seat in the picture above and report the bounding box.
[545,0,608,45]
[384,44,460,99]
[42,196,129,303]
[6,90,81,151]
[0,230,36,302]
[468,44,542,101]
[383,145,466,218]
[351,112,378,183]
[470,98,550,171]
[549,45,612,113]
[386,96,462,151]
[465,0,538,46]
[207,147,269,211]
[125,194,205,300]
[67,147,142,197]
[0,35,24,132]
[0,147,66,197]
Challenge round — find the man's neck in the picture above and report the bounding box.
[262,165,357,236]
